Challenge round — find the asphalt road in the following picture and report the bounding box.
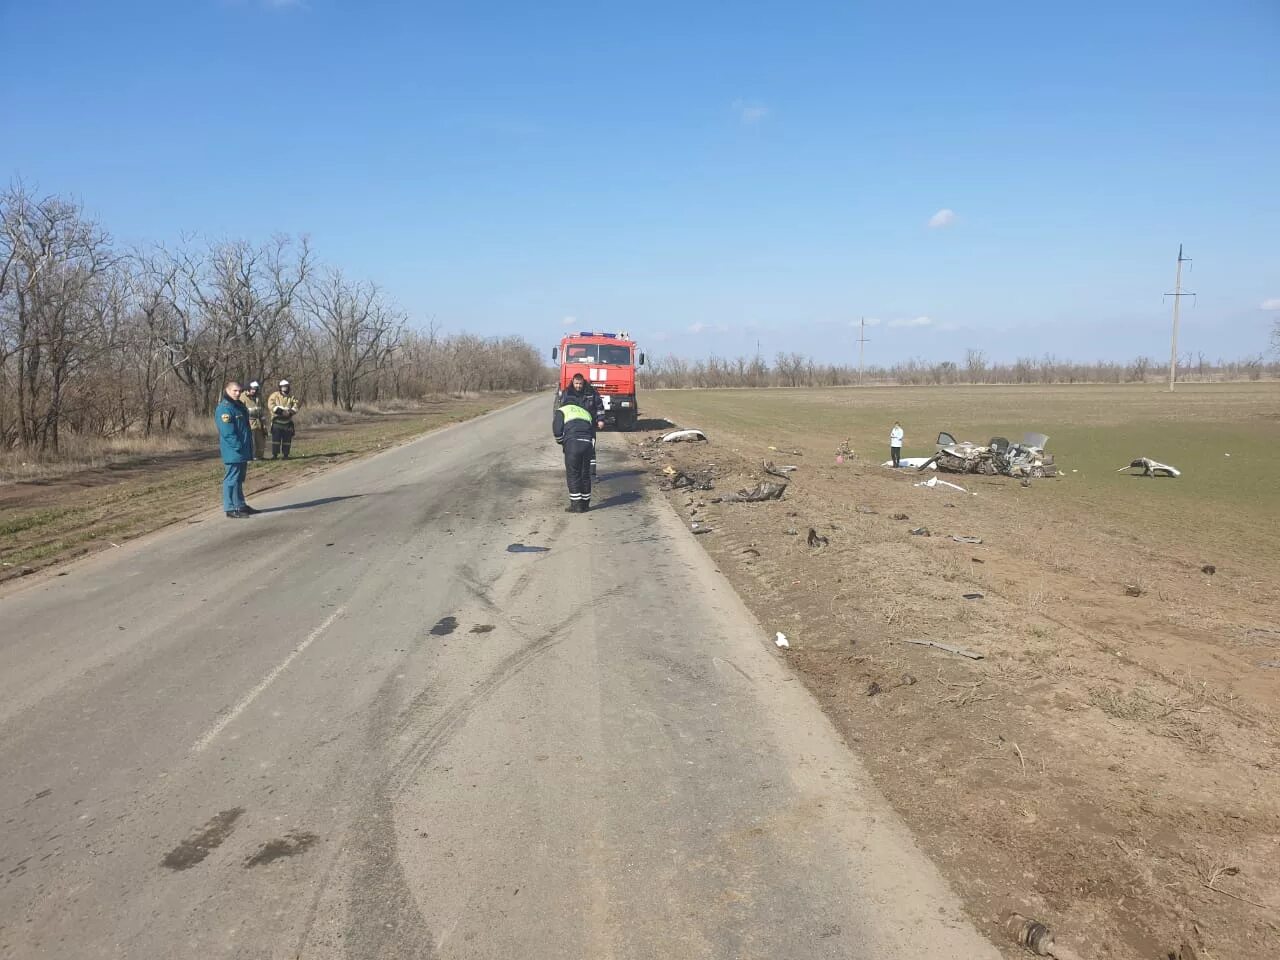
[0,396,1000,960]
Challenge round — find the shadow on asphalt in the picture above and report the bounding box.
[256,450,357,462]
[596,468,646,482]
[256,495,364,514]
[592,490,642,510]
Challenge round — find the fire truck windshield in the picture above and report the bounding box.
[566,344,631,365]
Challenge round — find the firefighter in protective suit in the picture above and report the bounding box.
[242,381,267,460]
[267,379,300,459]
[553,393,598,512]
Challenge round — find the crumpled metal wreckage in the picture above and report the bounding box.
[1117,457,1181,478]
[919,431,1058,479]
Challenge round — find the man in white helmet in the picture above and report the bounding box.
[242,380,267,460]
[267,378,300,459]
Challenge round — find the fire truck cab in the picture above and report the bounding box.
[552,332,645,430]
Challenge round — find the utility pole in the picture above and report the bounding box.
[856,317,871,386]
[1165,245,1194,392]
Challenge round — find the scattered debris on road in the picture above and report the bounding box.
[1202,564,1216,575]
[1118,457,1181,478]
[807,528,829,548]
[891,512,909,520]
[506,543,550,553]
[962,592,984,600]
[952,535,983,544]
[910,527,931,537]
[1124,584,1144,597]
[774,632,789,648]
[763,460,797,478]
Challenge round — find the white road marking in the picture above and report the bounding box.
[191,607,346,754]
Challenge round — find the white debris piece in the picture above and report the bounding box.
[914,476,967,493]
[882,457,936,469]
[1117,457,1181,478]
[661,429,707,443]
[774,632,789,648]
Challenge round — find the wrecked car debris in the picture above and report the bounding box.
[1118,457,1181,478]
[903,639,985,660]
[661,429,707,443]
[891,512,910,521]
[763,460,797,479]
[806,528,829,548]
[920,431,1058,479]
[659,464,715,491]
[774,632,789,648]
[951,536,982,544]
[729,481,787,502]
[910,527,931,537]
[915,476,968,493]
[882,456,936,469]
[1003,913,1085,960]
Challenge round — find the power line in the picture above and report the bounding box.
[1164,245,1195,392]
[856,317,871,386]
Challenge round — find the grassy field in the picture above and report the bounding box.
[0,394,520,579]
[651,381,1280,575]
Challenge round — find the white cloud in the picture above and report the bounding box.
[689,321,708,334]
[888,315,933,328]
[1261,298,1280,311]
[927,208,956,229]
[732,100,770,125]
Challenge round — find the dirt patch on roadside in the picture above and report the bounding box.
[632,422,1280,960]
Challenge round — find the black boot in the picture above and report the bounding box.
[580,500,590,513]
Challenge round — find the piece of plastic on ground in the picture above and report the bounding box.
[915,476,967,493]
[661,429,707,443]
[774,632,789,648]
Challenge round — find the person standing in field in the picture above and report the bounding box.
[889,420,905,467]
[242,380,267,460]
[267,379,300,459]
[215,381,256,518]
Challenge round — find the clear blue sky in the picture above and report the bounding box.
[3,0,1277,365]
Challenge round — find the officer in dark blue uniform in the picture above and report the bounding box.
[215,381,257,518]
[553,390,598,512]
[558,372,603,477]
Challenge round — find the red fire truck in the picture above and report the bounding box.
[551,331,645,430]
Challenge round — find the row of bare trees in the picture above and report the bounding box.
[639,349,1278,390]
[1,184,548,452]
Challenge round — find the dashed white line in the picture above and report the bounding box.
[191,606,346,754]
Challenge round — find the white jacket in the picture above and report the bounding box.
[889,426,904,447]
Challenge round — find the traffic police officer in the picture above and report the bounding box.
[553,391,598,512]
[559,372,603,477]
[215,381,257,518]
[267,379,300,459]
